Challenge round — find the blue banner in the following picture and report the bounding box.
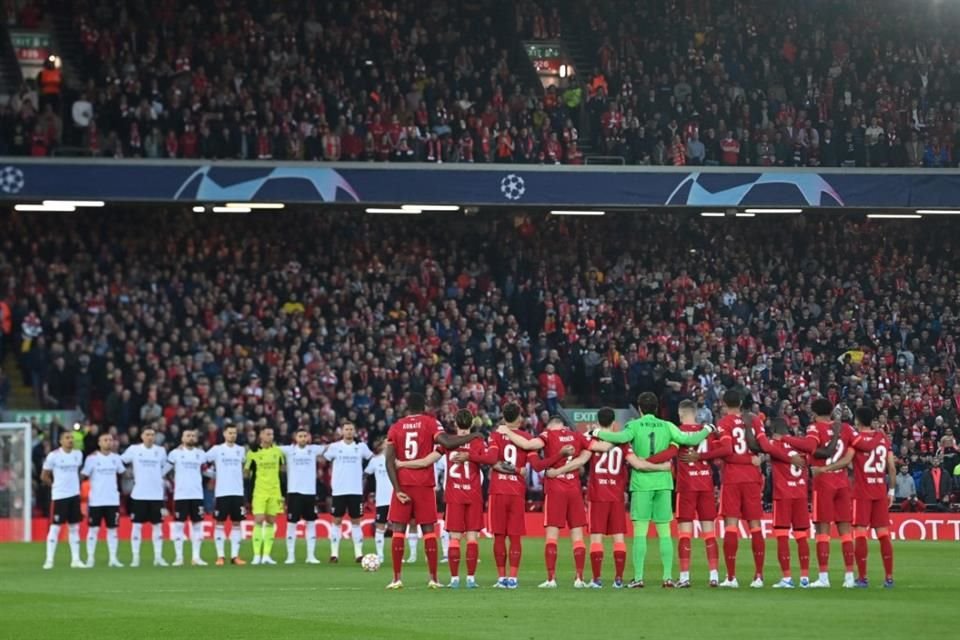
[1,159,959,208]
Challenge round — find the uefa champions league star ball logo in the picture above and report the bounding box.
[500,174,526,201]
[0,166,24,194]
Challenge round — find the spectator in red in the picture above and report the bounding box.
[719,131,740,166]
[538,364,566,416]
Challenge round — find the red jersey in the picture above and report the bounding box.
[766,438,808,499]
[443,438,498,504]
[585,435,630,502]
[716,413,764,484]
[850,430,892,500]
[805,420,856,491]
[539,428,589,492]
[488,429,536,496]
[386,413,443,487]
[676,424,717,492]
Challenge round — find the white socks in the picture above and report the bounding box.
[215,524,226,558]
[305,524,317,560]
[440,524,449,559]
[172,522,185,561]
[286,526,297,561]
[131,523,143,560]
[87,526,100,563]
[45,524,61,564]
[375,529,385,559]
[67,524,80,563]
[107,528,119,562]
[351,525,364,559]
[330,526,342,559]
[152,524,164,561]
[407,529,419,561]
[191,523,204,562]
[230,526,242,559]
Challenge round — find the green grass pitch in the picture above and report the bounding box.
[0,538,954,639]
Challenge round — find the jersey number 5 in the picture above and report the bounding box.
[404,432,418,459]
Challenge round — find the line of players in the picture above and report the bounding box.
[381,391,896,590]
[41,421,390,569]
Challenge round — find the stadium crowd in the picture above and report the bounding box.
[2,210,959,516]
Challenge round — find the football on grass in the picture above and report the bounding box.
[361,554,382,572]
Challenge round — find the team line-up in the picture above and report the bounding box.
[41,390,896,591]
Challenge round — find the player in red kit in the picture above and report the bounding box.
[384,393,483,590]
[487,402,538,588]
[584,407,670,589]
[499,416,592,589]
[818,407,896,588]
[709,390,767,588]
[790,398,857,588]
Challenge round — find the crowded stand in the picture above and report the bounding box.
[3,210,958,517]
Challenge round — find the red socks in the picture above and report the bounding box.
[466,540,479,577]
[775,530,791,577]
[545,539,558,581]
[391,533,405,582]
[572,540,586,581]
[508,535,522,578]
[795,531,810,578]
[878,532,894,580]
[678,532,692,573]
[816,533,831,572]
[703,532,719,572]
[494,535,507,578]
[854,532,868,580]
[590,542,604,581]
[841,533,854,572]
[423,532,438,582]
[723,526,739,580]
[448,538,461,578]
[750,527,765,580]
[613,541,627,581]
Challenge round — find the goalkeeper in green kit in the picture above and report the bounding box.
[590,392,714,587]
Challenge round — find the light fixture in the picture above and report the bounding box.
[700,212,725,217]
[212,206,250,213]
[549,210,605,216]
[915,209,960,215]
[735,212,756,217]
[42,200,105,208]
[365,207,421,214]
[15,203,76,212]
[400,204,460,212]
[867,214,921,220]
[743,208,802,214]
[192,206,206,213]
[559,64,568,79]
[224,202,285,209]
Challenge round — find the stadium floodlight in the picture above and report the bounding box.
[225,202,285,209]
[42,200,105,208]
[15,203,76,212]
[400,204,460,212]
[365,207,421,214]
[212,206,250,213]
[700,212,725,217]
[192,206,206,213]
[549,210,605,216]
[915,209,960,215]
[867,214,921,219]
[734,212,756,217]
[743,208,802,214]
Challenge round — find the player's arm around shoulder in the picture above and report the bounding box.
[594,420,634,444]
[667,419,711,446]
[495,424,543,450]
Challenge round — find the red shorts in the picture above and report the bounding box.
[676,489,717,522]
[813,485,852,524]
[720,482,763,521]
[544,487,587,529]
[445,501,484,533]
[589,500,627,535]
[773,497,809,531]
[387,485,438,526]
[488,494,526,536]
[853,497,890,529]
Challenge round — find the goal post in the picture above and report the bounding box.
[0,423,32,542]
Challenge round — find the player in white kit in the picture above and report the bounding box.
[280,429,325,564]
[121,426,169,567]
[41,430,84,569]
[364,438,394,562]
[166,429,208,566]
[324,422,373,562]
[81,432,126,567]
[204,424,248,565]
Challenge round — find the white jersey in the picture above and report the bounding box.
[434,456,447,489]
[42,448,82,501]
[323,440,373,496]
[280,444,325,495]
[204,443,246,497]
[81,452,125,507]
[167,447,205,501]
[364,453,393,507]
[121,444,168,501]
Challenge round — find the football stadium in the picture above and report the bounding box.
[1,0,959,638]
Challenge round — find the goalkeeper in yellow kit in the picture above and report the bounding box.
[244,427,285,565]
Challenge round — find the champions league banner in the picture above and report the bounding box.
[3,159,960,208]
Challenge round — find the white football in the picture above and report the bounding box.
[361,553,382,572]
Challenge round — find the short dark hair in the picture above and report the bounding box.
[811,398,833,417]
[597,407,615,428]
[407,392,425,413]
[637,392,659,416]
[770,418,789,435]
[547,415,566,428]
[502,402,521,423]
[678,399,697,413]
[855,407,875,427]
[722,389,742,408]
[455,409,475,430]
